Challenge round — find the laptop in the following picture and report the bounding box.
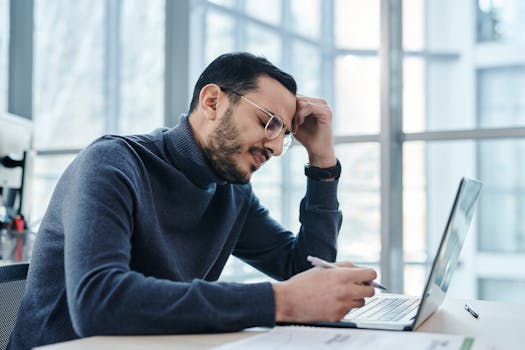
[288,177,482,331]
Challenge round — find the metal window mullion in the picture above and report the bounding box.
[104,0,121,134]
[165,0,190,126]
[402,127,525,141]
[334,48,461,60]
[423,0,431,274]
[380,0,404,293]
[280,0,292,228]
[281,0,291,68]
[334,134,380,144]
[189,0,206,91]
[208,1,317,46]
[8,0,34,120]
[404,50,460,59]
[321,0,335,106]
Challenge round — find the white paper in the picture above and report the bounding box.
[212,326,498,350]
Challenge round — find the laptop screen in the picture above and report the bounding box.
[414,178,482,329]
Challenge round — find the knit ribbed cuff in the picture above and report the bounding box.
[305,177,339,210]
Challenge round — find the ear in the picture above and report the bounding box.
[198,84,222,121]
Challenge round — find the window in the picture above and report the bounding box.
[191,0,385,283]
[32,0,164,225]
[477,0,525,43]
[193,0,525,304]
[0,0,9,113]
[479,278,525,303]
[403,1,525,301]
[34,0,106,150]
[8,0,525,304]
[478,67,525,128]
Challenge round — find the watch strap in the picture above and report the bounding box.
[304,159,341,180]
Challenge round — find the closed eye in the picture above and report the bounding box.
[257,117,267,128]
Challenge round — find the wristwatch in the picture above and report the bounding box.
[304,159,341,180]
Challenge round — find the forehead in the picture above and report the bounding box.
[244,76,296,129]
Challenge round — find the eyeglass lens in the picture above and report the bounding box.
[265,116,283,139]
[266,116,292,152]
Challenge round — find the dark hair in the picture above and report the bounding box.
[188,52,297,114]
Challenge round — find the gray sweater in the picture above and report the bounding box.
[9,115,342,349]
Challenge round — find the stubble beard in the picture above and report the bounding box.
[202,107,252,184]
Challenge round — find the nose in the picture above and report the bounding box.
[262,134,284,157]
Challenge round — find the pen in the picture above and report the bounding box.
[464,302,479,319]
[307,255,388,291]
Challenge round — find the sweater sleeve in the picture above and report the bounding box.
[233,177,343,281]
[62,140,275,336]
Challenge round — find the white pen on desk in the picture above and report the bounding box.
[464,302,479,319]
[307,255,388,291]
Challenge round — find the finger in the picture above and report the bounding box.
[296,94,329,107]
[295,100,331,123]
[297,99,330,113]
[307,101,330,110]
[293,98,333,135]
[349,284,376,299]
[351,298,366,309]
[293,101,311,132]
[340,299,366,319]
[334,261,357,268]
[336,262,369,269]
[337,267,378,284]
[350,267,378,283]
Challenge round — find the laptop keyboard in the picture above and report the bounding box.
[345,296,420,322]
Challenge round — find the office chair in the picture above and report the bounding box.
[0,263,29,350]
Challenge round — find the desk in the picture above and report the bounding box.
[35,298,523,350]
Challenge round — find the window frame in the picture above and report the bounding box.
[8,0,525,298]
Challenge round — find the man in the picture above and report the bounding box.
[9,52,377,349]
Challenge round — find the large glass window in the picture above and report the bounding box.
[335,0,379,49]
[478,67,525,128]
[120,0,164,133]
[404,140,478,297]
[193,0,384,284]
[473,2,525,303]
[336,143,381,263]
[32,0,164,225]
[205,10,234,63]
[0,0,8,113]
[478,139,525,253]
[290,0,321,39]
[479,278,525,303]
[477,0,525,43]
[245,0,281,25]
[8,0,525,305]
[334,56,380,135]
[34,0,106,150]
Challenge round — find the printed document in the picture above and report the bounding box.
[212,326,497,350]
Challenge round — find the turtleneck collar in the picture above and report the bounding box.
[162,114,227,188]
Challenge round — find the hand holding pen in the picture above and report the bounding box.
[307,255,388,291]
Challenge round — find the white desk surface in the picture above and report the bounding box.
[35,298,524,350]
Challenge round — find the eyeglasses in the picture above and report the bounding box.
[220,86,293,154]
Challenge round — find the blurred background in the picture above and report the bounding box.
[1,0,524,303]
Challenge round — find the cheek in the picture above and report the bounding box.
[228,109,266,147]
[235,123,264,147]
